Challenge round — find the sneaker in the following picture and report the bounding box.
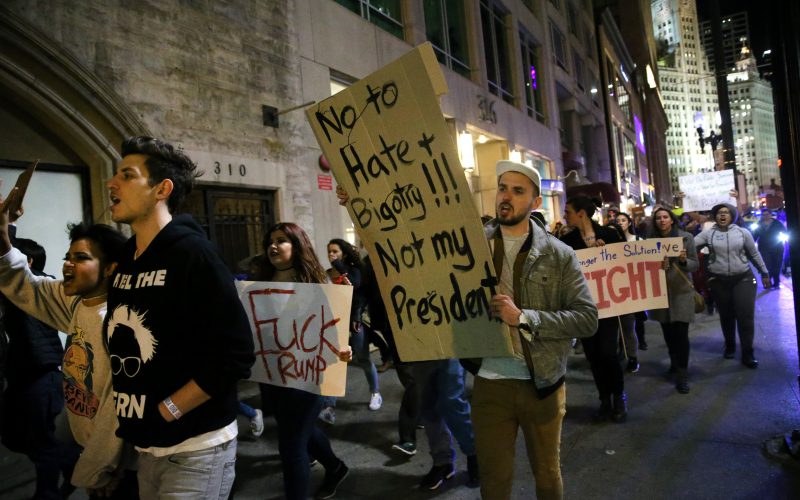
[250,409,264,438]
[392,441,417,456]
[626,358,640,373]
[723,349,735,360]
[315,461,349,499]
[419,463,455,490]
[318,407,336,425]
[466,454,479,488]
[742,356,759,369]
[369,392,383,411]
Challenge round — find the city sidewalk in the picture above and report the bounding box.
[1,275,799,499]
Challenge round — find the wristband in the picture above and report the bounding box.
[163,396,183,420]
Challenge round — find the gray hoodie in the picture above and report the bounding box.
[694,204,768,277]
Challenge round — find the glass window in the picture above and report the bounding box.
[480,0,514,104]
[567,2,578,36]
[550,21,568,71]
[424,0,470,78]
[521,0,536,14]
[334,0,404,39]
[520,30,546,123]
[574,52,585,90]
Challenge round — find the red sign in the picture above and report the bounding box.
[318,174,333,190]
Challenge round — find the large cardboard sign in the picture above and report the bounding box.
[237,281,352,396]
[574,238,683,318]
[305,44,511,362]
[679,170,735,211]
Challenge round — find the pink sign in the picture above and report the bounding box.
[318,174,333,190]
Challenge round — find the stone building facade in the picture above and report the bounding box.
[0,0,622,272]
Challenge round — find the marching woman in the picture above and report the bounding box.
[318,238,382,424]
[254,223,352,499]
[695,204,770,368]
[614,212,644,370]
[560,196,628,422]
[647,207,699,393]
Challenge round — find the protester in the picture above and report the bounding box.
[647,207,699,393]
[753,210,786,289]
[615,212,644,367]
[0,236,79,499]
[337,160,598,499]
[694,203,770,368]
[0,204,136,498]
[105,136,255,497]
[322,238,381,417]
[560,195,628,422]
[253,222,352,499]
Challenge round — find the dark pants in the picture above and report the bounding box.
[396,361,424,444]
[635,311,647,344]
[761,247,783,287]
[365,324,391,364]
[421,360,476,465]
[1,370,78,500]
[261,384,341,500]
[660,322,690,370]
[581,317,624,398]
[709,272,758,358]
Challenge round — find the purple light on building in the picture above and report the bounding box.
[634,115,646,154]
[530,65,537,89]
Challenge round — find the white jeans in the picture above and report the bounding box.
[137,438,237,499]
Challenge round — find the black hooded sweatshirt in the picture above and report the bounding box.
[105,214,254,448]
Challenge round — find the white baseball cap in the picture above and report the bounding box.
[496,160,541,193]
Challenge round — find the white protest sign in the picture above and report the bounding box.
[305,44,511,362]
[237,281,352,397]
[679,170,735,211]
[574,238,683,318]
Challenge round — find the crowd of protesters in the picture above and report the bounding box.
[0,136,783,500]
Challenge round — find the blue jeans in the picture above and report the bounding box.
[237,400,257,419]
[137,438,237,499]
[262,384,342,500]
[422,359,476,466]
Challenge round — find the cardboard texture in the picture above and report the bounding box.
[237,281,352,397]
[679,170,735,211]
[574,238,683,318]
[305,43,511,361]
[1,159,38,215]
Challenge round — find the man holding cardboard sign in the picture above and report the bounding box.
[466,160,597,500]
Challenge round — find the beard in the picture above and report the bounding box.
[497,208,529,227]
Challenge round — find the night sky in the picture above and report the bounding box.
[695,0,770,69]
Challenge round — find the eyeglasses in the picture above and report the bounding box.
[110,355,141,377]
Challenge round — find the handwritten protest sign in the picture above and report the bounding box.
[237,281,352,396]
[575,238,683,318]
[679,170,735,211]
[305,44,511,362]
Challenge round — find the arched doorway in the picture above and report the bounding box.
[0,6,148,270]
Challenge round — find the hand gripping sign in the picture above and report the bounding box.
[305,44,511,362]
[238,281,352,397]
[574,238,683,319]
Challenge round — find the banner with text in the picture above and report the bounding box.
[679,170,735,211]
[574,238,683,318]
[305,44,511,361]
[237,281,352,396]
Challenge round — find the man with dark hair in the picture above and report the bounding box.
[106,136,254,497]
